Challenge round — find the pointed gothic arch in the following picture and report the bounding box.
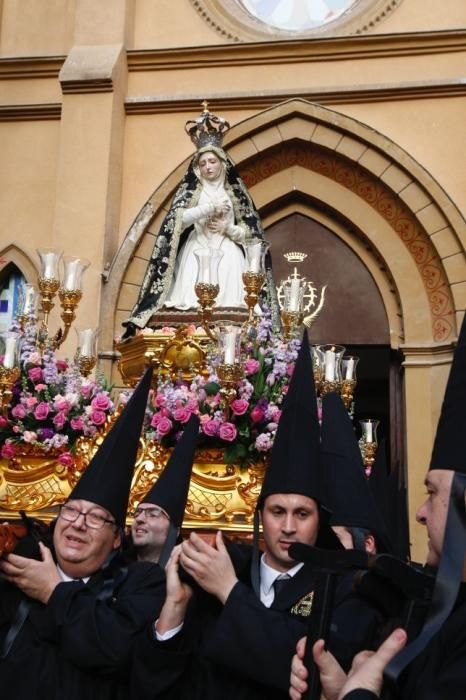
[102,99,466,558]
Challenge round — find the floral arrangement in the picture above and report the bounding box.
[136,310,300,467]
[0,319,115,467]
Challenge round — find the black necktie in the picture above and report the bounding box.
[273,574,290,599]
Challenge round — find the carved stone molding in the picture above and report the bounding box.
[189,0,404,42]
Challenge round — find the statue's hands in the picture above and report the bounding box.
[206,217,227,235]
[214,197,232,215]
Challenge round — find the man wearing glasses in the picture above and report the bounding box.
[0,368,165,700]
[130,504,171,564]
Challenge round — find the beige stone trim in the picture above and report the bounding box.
[0,103,61,121]
[0,56,64,80]
[59,44,126,95]
[125,79,466,114]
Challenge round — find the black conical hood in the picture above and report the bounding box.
[369,441,409,560]
[321,392,392,553]
[142,413,200,528]
[258,332,323,506]
[430,313,466,473]
[69,367,153,526]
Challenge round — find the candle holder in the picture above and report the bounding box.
[194,248,223,341]
[16,284,39,330]
[359,419,379,475]
[242,240,269,326]
[36,250,89,352]
[314,344,345,395]
[0,365,20,418]
[75,327,98,377]
[340,355,359,410]
[281,310,304,340]
[217,326,242,417]
[217,363,243,417]
[0,333,20,418]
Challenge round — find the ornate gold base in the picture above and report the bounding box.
[0,439,266,532]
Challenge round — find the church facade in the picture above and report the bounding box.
[1,0,465,559]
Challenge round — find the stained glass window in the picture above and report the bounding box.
[239,0,358,32]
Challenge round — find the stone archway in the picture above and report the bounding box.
[104,99,466,560]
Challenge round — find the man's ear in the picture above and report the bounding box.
[364,533,377,554]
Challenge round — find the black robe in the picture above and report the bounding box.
[0,555,166,700]
[131,545,385,700]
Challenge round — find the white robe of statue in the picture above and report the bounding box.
[164,161,247,310]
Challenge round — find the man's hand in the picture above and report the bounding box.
[0,542,61,603]
[180,530,238,604]
[289,637,346,700]
[156,545,193,636]
[338,628,407,699]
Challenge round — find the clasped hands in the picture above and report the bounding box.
[0,542,61,604]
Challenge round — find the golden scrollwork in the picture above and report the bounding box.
[0,422,267,532]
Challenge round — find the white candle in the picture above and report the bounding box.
[366,422,373,443]
[63,259,80,290]
[199,256,211,284]
[42,252,60,279]
[23,286,37,315]
[288,279,301,312]
[249,247,261,273]
[223,331,236,364]
[80,329,95,357]
[345,357,355,380]
[324,349,335,381]
[3,336,17,368]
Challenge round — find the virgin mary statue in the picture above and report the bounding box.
[122,106,278,337]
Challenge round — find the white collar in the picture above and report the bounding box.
[260,553,304,597]
[57,564,90,584]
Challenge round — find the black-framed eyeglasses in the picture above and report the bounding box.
[59,504,116,530]
[131,506,168,521]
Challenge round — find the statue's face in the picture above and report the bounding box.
[198,152,223,181]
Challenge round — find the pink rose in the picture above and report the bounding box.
[151,413,163,428]
[219,422,237,442]
[35,383,47,392]
[1,442,16,458]
[56,359,68,372]
[250,405,265,423]
[90,409,107,426]
[28,367,43,383]
[53,411,67,428]
[0,416,8,429]
[23,430,37,443]
[154,394,166,408]
[12,404,27,419]
[91,392,111,411]
[231,398,249,416]
[58,451,74,468]
[202,419,218,437]
[173,407,192,424]
[71,416,85,431]
[26,397,38,408]
[156,417,173,437]
[199,413,211,425]
[54,397,70,413]
[81,382,92,399]
[286,363,295,377]
[34,402,50,421]
[244,358,260,375]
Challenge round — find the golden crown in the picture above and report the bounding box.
[185,101,230,150]
[283,252,308,263]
